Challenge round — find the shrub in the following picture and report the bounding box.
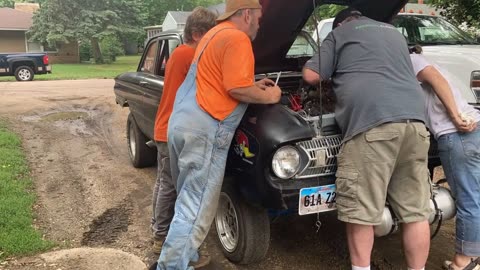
[79,42,92,62]
[100,35,125,64]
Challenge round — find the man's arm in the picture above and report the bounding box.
[417,66,476,132]
[303,67,323,85]
[229,84,281,104]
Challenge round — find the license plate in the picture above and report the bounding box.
[298,184,337,215]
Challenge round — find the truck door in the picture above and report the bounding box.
[142,35,182,140]
[0,55,7,74]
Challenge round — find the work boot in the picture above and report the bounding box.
[151,241,211,268]
[148,253,211,270]
[189,251,211,269]
[152,236,166,255]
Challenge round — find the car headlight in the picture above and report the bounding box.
[471,70,480,103]
[272,146,301,179]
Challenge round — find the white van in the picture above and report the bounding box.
[313,14,480,106]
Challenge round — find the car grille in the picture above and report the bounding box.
[474,89,480,103]
[295,135,343,179]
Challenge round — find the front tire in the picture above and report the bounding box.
[126,113,156,168]
[14,66,34,81]
[215,181,270,264]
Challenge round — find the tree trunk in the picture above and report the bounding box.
[90,38,104,64]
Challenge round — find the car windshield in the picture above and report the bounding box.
[392,15,477,45]
[286,32,316,57]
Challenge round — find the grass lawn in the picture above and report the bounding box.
[0,120,54,260]
[0,55,141,82]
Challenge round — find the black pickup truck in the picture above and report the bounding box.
[113,0,455,265]
[0,52,51,81]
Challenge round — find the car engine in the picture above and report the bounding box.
[270,73,337,136]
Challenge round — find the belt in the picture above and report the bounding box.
[388,119,423,124]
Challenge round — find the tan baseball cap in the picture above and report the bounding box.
[216,0,262,22]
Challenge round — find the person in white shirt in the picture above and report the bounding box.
[410,47,480,270]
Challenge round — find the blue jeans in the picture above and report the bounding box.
[438,127,480,256]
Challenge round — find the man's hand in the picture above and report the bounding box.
[452,114,477,133]
[264,85,281,104]
[255,78,275,90]
[229,82,281,104]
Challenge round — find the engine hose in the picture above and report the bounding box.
[430,197,444,240]
[387,204,399,235]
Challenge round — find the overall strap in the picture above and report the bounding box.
[193,27,235,63]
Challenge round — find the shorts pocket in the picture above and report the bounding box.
[415,127,431,161]
[335,170,359,207]
[364,129,400,162]
[418,129,431,142]
[365,131,399,142]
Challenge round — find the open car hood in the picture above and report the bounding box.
[251,0,408,73]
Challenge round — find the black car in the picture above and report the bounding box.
[113,0,455,265]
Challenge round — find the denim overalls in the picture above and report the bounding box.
[157,27,248,270]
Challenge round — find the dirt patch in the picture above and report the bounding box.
[82,204,133,246]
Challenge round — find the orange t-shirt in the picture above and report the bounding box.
[154,44,195,142]
[195,21,255,121]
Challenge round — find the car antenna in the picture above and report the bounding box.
[311,0,323,136]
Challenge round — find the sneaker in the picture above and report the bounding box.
[152,236,166,255]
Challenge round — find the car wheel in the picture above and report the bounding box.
[126,113,156,168]
[14,66,34,81]
[215,181,270,264]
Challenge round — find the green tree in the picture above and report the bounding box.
[305,4,345,31]
[430,0,480,27]
[0,0,14,7]
[29,0,144,64]
[0,0,46,8]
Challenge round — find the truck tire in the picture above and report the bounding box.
[215,181,270,264]
[126,113,156,168]
[14,66,34,81]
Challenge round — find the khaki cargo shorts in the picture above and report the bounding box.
[335,122,433,225]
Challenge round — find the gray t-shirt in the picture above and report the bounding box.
[305,17,425,141]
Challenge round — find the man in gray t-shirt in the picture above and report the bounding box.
[303,8,431,270]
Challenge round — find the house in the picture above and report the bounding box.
[162,11,191,31]
[144,25,163,41]
[143,11,190,44]
[0,3,79,63]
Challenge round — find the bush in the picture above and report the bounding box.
[79,42,92,62]
[100,35,125,64]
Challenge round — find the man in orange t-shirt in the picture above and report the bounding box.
[150,7,216,262]
[155,0,281,269]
